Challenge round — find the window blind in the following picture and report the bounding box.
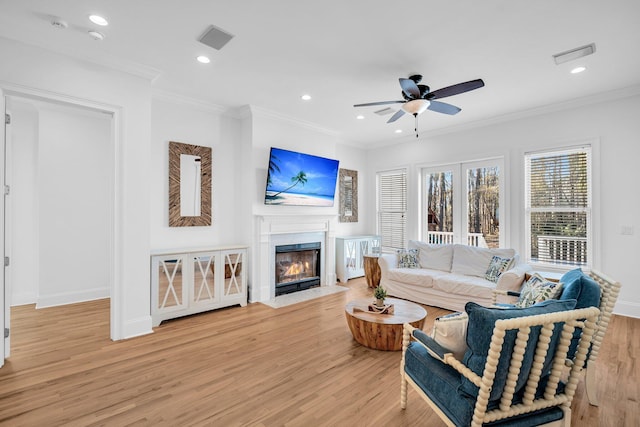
[525,147,591,267]
[377,169,407,251]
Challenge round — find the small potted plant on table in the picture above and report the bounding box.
[373,285,387,308]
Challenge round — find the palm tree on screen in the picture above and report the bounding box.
[272,171,307,197]
[267,153,280,186]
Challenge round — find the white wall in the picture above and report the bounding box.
[365,92,640,317]
[0,37,153,339]
[36,103,111,307]
[150,95,241,249]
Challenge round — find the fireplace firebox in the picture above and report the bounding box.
[275,242,321,296]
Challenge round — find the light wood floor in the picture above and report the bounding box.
[0,278,637,426]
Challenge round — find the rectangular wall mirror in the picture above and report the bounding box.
[169,141,212,227]
[339,168,358,222]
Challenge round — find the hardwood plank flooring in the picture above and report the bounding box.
[0,278,637,426]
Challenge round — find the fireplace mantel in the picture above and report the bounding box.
[251,214,338,303]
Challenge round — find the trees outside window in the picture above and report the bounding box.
[423,159,504,249]
[525,146,591,268]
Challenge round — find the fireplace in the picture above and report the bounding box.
[275,242,321,296]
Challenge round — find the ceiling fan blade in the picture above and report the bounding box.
[427,100,461,115]
[387,109,406,123]
[354,100,404,107]
[399,78,420,98]
[427,79,485,100]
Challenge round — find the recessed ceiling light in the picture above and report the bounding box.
[196,55,211,64]
[395,129,403,134]
[571,66,586,74]
[89,15,109,26]
[88,30,105,41]
[301,94,312,101]
[356,115,364,120]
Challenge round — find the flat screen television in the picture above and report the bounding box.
[264,147,339,206]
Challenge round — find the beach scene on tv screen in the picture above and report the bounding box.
[265,148,339,206]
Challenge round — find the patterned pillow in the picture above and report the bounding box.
[397,248,419,268]
[431,311,469,361]
[484,255,513,283]
[515,273,564,308]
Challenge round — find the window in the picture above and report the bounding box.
[525,146,591,268]
[422,158,504,248]
[377,169,407,251]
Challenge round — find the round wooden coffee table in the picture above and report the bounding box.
[345,298,427,351]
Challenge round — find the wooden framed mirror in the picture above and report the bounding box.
[339,168,358,222]
[169,141,212,227]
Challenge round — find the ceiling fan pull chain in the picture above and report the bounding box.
[415,113,419,138]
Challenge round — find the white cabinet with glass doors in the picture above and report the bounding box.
[151,246,247,326]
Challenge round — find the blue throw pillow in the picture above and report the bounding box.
[559,268,601,309]
[460,299,577,401]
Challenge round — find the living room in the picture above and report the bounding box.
[0,1,639,425]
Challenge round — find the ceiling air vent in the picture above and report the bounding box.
[374,107,395,116]
[198,25,234,50]
[553,43,596,65]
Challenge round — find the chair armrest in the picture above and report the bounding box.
[402,324,483,387]
[378,253,398,272]
[496,262,532,293]
[411,328,451,361]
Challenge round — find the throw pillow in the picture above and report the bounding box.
[431,312,469,361]
[515,273,564,308]
[397,248,419,268]
[484,255,513,283]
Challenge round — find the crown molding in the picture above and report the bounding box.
[367,84,640,149]
[248,105,341,138]
[1,35,162,82]
[152,89,227,114]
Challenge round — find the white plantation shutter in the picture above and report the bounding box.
[377,169,407,251]
[525,146,591,267]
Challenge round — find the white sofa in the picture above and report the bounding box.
[379,241,531,312]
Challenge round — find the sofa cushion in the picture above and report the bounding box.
[460,299,577,401]
[431,312,469,361]
[484,255,514,283]
[408,240,453,272]
[515,273,564,308]
[397,248,420,268]
[451,245,516,278]
[432,273,496,300]
[386,268,448,288]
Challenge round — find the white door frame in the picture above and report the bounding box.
[1,87,6,367]
[1,83,122,347]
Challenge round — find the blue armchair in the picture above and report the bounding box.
[400,299,600,426]
[492,268,622,405]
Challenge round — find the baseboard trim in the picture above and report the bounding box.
[122,316,154,340]
[11,292,37,306]
[613,300,640,319]
[36,287,110,309]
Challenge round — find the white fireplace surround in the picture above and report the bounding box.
[253,215,337,303]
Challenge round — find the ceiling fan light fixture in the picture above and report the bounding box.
[89,14,109,26]
[402,99,430,115]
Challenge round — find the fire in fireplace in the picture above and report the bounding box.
[275,242,321,296]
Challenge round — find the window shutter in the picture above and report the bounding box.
[377,169,407,250]
[525,147,591,267]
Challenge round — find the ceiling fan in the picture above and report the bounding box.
[354,74,484,136]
